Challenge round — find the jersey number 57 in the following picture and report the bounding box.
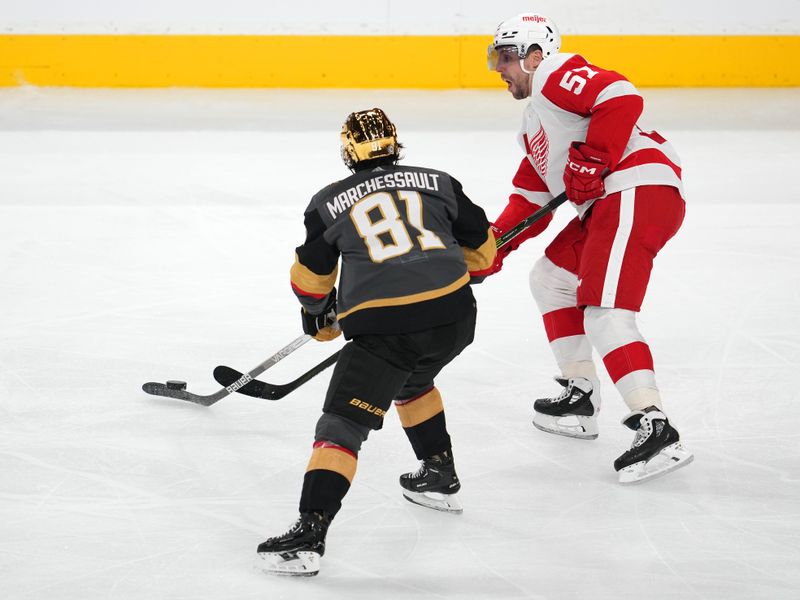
[559,66,599,95]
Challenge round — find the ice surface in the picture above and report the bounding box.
[1,87,799,599]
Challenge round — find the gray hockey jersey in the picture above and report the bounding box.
[290,164,495,337]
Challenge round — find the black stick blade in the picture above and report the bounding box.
[212,366,268,398]
[213,350,339,401]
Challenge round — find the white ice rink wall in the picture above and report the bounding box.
[1,0,798,86]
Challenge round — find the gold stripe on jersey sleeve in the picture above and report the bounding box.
[290,253,338,295]
[306,446,357,483]
[337,272,470,320]
[462,228,497,272]
[395,387,444,428]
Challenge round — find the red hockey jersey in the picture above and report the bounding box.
[512,53,684,220]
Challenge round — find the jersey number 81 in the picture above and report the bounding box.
[350,191,445,263]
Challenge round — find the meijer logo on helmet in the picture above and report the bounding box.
[522,15,547,23]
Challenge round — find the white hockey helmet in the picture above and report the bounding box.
[488,13,561,69]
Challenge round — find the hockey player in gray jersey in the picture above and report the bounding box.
[255,108,496,577]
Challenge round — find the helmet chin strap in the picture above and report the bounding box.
[520,56,535,74]
[519,58,536,98]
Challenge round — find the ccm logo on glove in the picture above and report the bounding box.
[563,142,611,204]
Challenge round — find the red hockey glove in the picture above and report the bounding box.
[470,193,553,279]
[563,142,611,204]
[470,224,509,279]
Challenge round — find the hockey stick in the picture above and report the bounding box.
[495,191,568,250]
[213,349,340,400]
[202,195,568,404]
[141,334,312,407]
[159,197,567,405]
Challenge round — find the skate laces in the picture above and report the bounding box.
[267,517,302,543]
[410,457,447,480]
[549,379,582,404]
[544,380,572,404]
[409,461,429,479]
[631,416,653,448]
[267,513,325,543]
[555,386,572,403]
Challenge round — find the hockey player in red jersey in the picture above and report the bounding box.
[480,13,693,484]
[254,109,496,576]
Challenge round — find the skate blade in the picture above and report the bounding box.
[618,442,694,485]
[532,413,598,440]
[255,550,320,577]
[402,490,463,514]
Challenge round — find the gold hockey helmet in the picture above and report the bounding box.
[340,108,399,170]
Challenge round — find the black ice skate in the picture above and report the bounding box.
[399,450,463,514]
[255,511,331,576]
[532,377,600,440]
[614,407,694,485]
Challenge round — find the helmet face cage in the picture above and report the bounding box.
[487,13,561,70]
[340,108,399,170]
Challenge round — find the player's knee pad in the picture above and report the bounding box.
[529,256,579,314]
[583,306,644,356]
[314,412,371,455]
[324,342,410,430]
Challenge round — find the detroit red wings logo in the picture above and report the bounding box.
[524,126,549,176]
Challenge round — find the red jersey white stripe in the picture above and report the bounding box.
[600,188,635,307]
[514,53,685,219]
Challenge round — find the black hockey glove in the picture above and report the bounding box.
[301,292,341,341]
